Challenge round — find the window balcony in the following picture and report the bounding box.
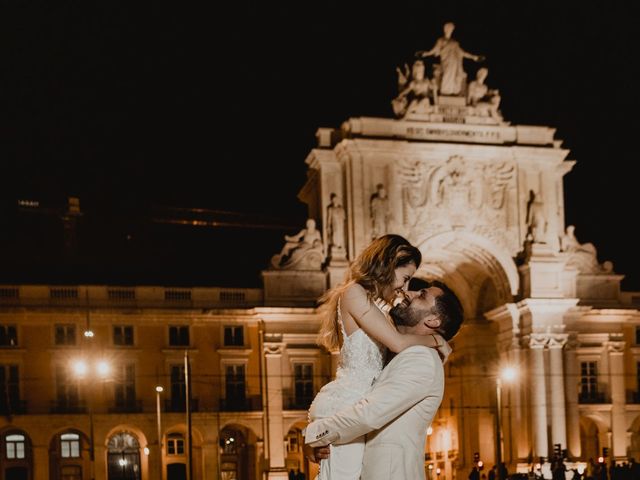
[50,399,87,414]
[0,399,27,415]
[578,391,607,404]
[283,395,313,411]
[219,395,262,412]
[109,399,143,413]
[164,398,199,413]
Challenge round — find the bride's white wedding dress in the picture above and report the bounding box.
[308,299,386,480]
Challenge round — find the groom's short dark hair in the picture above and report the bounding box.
[429,280,464,340]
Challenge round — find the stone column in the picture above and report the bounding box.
[608,340,627,459]
[510,344,529,460]
[264,342,289,480]
[548,334,568,451]
[530,335,549,459]
[564,337,581,458]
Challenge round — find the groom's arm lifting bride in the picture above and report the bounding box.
[305,281,464,480]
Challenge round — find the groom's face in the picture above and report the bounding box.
[391,286,444,335]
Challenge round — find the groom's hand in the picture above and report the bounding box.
[303,443,330,463]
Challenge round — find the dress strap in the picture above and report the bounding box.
[336,296,348,339]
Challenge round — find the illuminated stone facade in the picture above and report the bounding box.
[3,45,640,480]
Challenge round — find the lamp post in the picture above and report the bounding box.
[156,385,164,479]
[73,359,110,480]
[495,367,517,480]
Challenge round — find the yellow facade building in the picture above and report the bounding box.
[3,60,640,480]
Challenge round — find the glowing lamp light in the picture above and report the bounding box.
[73,360,88,377]
[598,456,604,464]
[477,460,484,468]
[436,467,441,475]
[143,447,150,456]
[97,361,110,377]
[427,426,433,436]
[428,464,434,470]
[500,366,517,382]
[84,329,94,338]
[119,458,127,466]
[155,385,164,393]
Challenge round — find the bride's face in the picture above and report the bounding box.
[382,262,417,302]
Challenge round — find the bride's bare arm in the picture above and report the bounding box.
[341,283,444,353]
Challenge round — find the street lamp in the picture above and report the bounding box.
[73,359,110,480]
[495,366,517,480]
[156,385,164,478]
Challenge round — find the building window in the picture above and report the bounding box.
[60,433,81,458]
[0,325,18,347]
[114,364,136,409]
[294,363,314,407]
[225,364,246,403]
[169,326,189,346]
[55,324,76,346]
[170,365,186,410]
[0,365,20,414]
[113,325,134,346]
[167,433,185,455]
[579,361,602,402]
[223,326,244,347]
[55,366,80,410]
[5,433,25,459]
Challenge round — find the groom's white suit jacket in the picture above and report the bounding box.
[305,345,444,480]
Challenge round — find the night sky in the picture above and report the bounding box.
[1,2,639,290]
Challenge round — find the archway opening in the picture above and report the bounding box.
[107,431,141,480]
[580,416,603,463]
[1,430,32,480]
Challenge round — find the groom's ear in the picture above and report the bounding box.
[424,315,441,330]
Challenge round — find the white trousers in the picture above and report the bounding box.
[317,437,364,480]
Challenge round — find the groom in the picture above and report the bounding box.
[304,281,463,479]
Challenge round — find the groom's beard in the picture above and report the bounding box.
[390,303,421,327]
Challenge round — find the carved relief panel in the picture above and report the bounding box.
[397,155,519,253]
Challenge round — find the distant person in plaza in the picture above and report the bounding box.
[417,22,484,95]
[305,234,452,479]
[305,276,464,480]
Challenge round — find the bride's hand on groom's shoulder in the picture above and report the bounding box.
[435,335,452,364]
[304,443,330,463]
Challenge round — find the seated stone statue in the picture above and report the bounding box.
[392,60,438,117]
[271,218,324,270]
[467,67,501,119]
[560,225,602,273]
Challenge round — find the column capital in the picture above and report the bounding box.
[528,334,549,349]
[548,334,569,349]
[607,341,625,354]
[564,333,580,350]
[264,343,285,356]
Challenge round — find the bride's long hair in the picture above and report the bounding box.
[316,234,422,351]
